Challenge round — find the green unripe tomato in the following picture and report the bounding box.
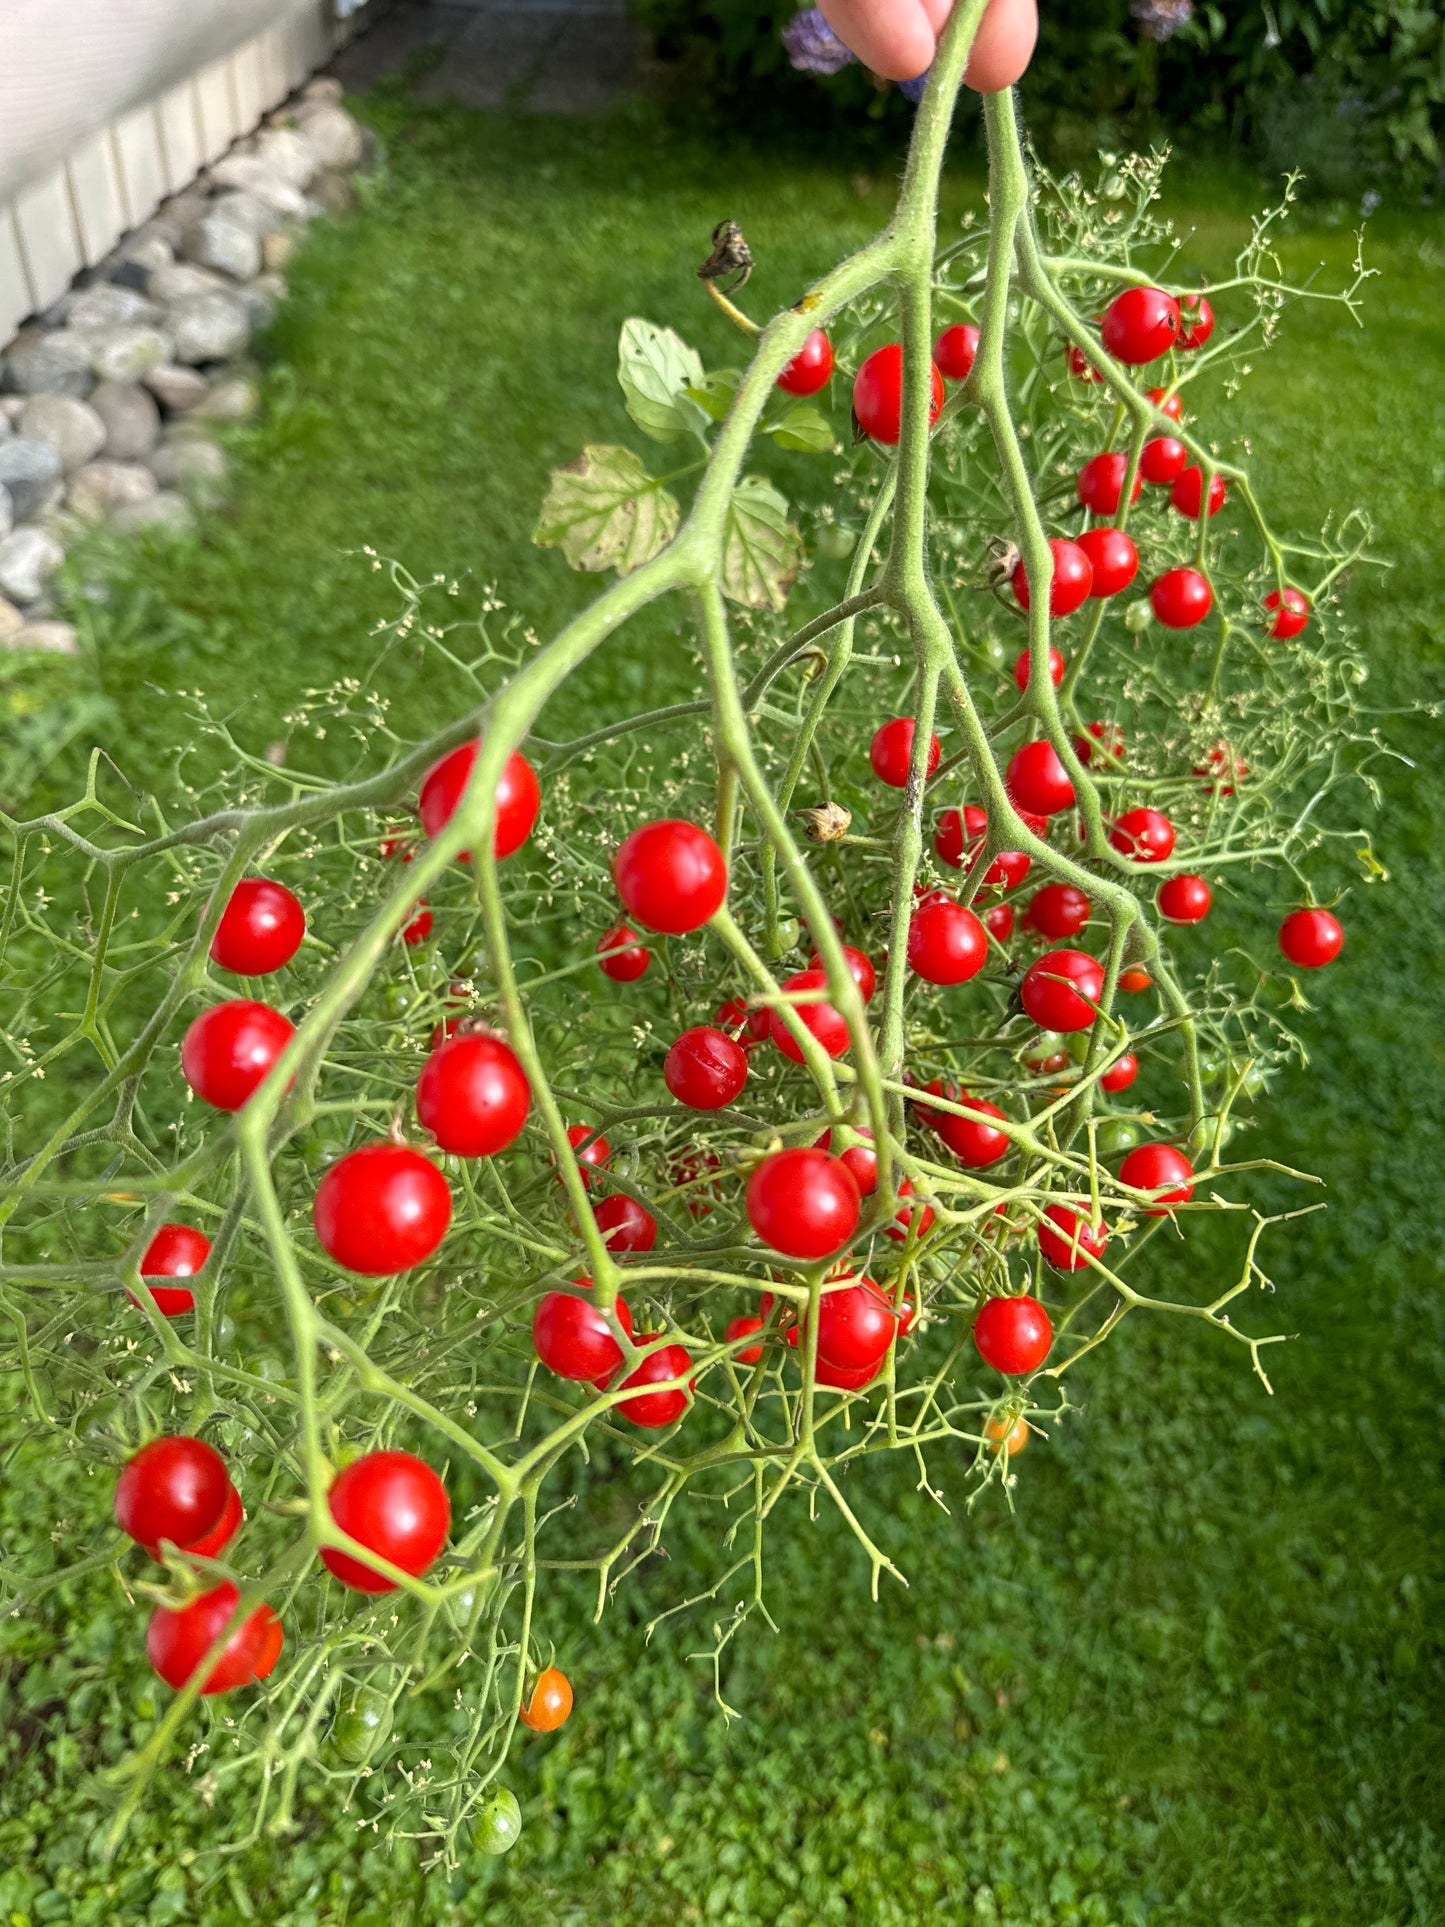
[1197,1046,1228,1085]
[472,1786,522,1856]
[382,983,414,1020]
[982,635,1011,671]
[816,524,856,560]
[1095,1118,1142,1159]
[331,1686,393,1764]
[213,1312,236,1350]
[1066,1031,1093,1066]
[1124,597,1153,633]
[252,1353,289,1383]
[1187,1113,1234,1161]
[772,916,801,956]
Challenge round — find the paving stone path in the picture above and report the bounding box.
[330,0,647,114]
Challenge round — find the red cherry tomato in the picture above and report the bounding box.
[986,1414,1030,1457]
[181,999,294,1112]
[1037,1203,1109,1271]
[985,902,1015,941]
[778,328,834,396]
[1171,466,1228,519]
[1100,1052,1138,1093]
[136,1222,210,1317]
[770,968,850,1062]
[1109,807,1176,864]
[1118,1142,1195,1214]
[1025,882,1090,939]
[936,1093,1011,1168]
[1077,526,1138,598]
[883,1178,935,1243]
[907,896,988,985]
[210,878,305,975]
[416,1032,531,1156]
[816,1355,884,1390]
[1101,286,1180,363]
[852,344,944,445]
[1021,948,1105,1032]
[1006,741,1075,817]
[934,323,979,380]
[1146,386,1184,423]
[147,1582,281,1696]
[1119,966,1152,993]
[1150,568,1213,628]
[168,1481,243,1562]
[1076,452,1141,517]
[1139,435,1188,485]
[313,1143,452,1275]
[1177,293,1215,350]
[1073,720,1125,767]
[1011,538,1093,617]
[870,716,941,788]
[935,806,1032,889]
[1012,645,1066,692]
[1066,344,1102,383]
[974,1295,1053,1374]
[1263,588,1310,638]
[671,1147,721,1216]
[807,943,877,1004]
[562,1124,611,1187]
[726,1314,765,1365]
[616,1340,694,1428]
[534,1279,634,1383]
[1279,907,1344,968]
[321,1450,450,1594]
[613,820,727,934]
[1157,873,1212,923]
[813,1127,878,1195]
[664,1025,749,1111]
[1195,744,1248,795]
[811,1276,896,1371]
[116,1436,228,1552]
[596,922,651,982]
[746,1147,860,1260]
[418,741,540,862]
[520,1665,574,1732]
[593,1193,657,1254]
[402,903,433,947]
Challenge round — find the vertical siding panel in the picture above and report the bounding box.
[0,208,37,338]
[65,131,126,265]
[11,171,82,313]
[289,1,332,80]
[111,109,168,230]
[256,24,288,108]
[194,58,239,163]
[155,81,204,195]
[232,38,266,132]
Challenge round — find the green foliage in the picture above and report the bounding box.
[630,0,1445,194]
[0,89,1442,1926]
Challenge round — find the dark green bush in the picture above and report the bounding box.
[629,0,1444,194]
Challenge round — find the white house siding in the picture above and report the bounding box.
[0,0,379,342]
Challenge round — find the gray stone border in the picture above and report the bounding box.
[0,80,374,657]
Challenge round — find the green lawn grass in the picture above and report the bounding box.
[2,85,1443,1927]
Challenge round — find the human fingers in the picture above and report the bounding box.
[814,0,938,82]
[816,0,1039,91]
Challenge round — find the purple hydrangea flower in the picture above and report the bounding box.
[1130,0,1194,43]
[782,8,858,77]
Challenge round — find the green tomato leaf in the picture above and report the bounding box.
[533,444,680,576]
[685,368,742,423]
[722,475,801,612]
[618,317,706,443]
[763,405,837,454]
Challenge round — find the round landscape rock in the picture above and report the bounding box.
[181,212,262,282]
[294,102,365,171]
[80,325,172,384]
[17,394,107,472]
[0,526,65,604]
[0,438,65,520]
[66,460,159,521]
[168,293,251,366]
[142,364,209,413]
[2,332,94,398]
[112,491,194,535]
[88,381,161,460]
